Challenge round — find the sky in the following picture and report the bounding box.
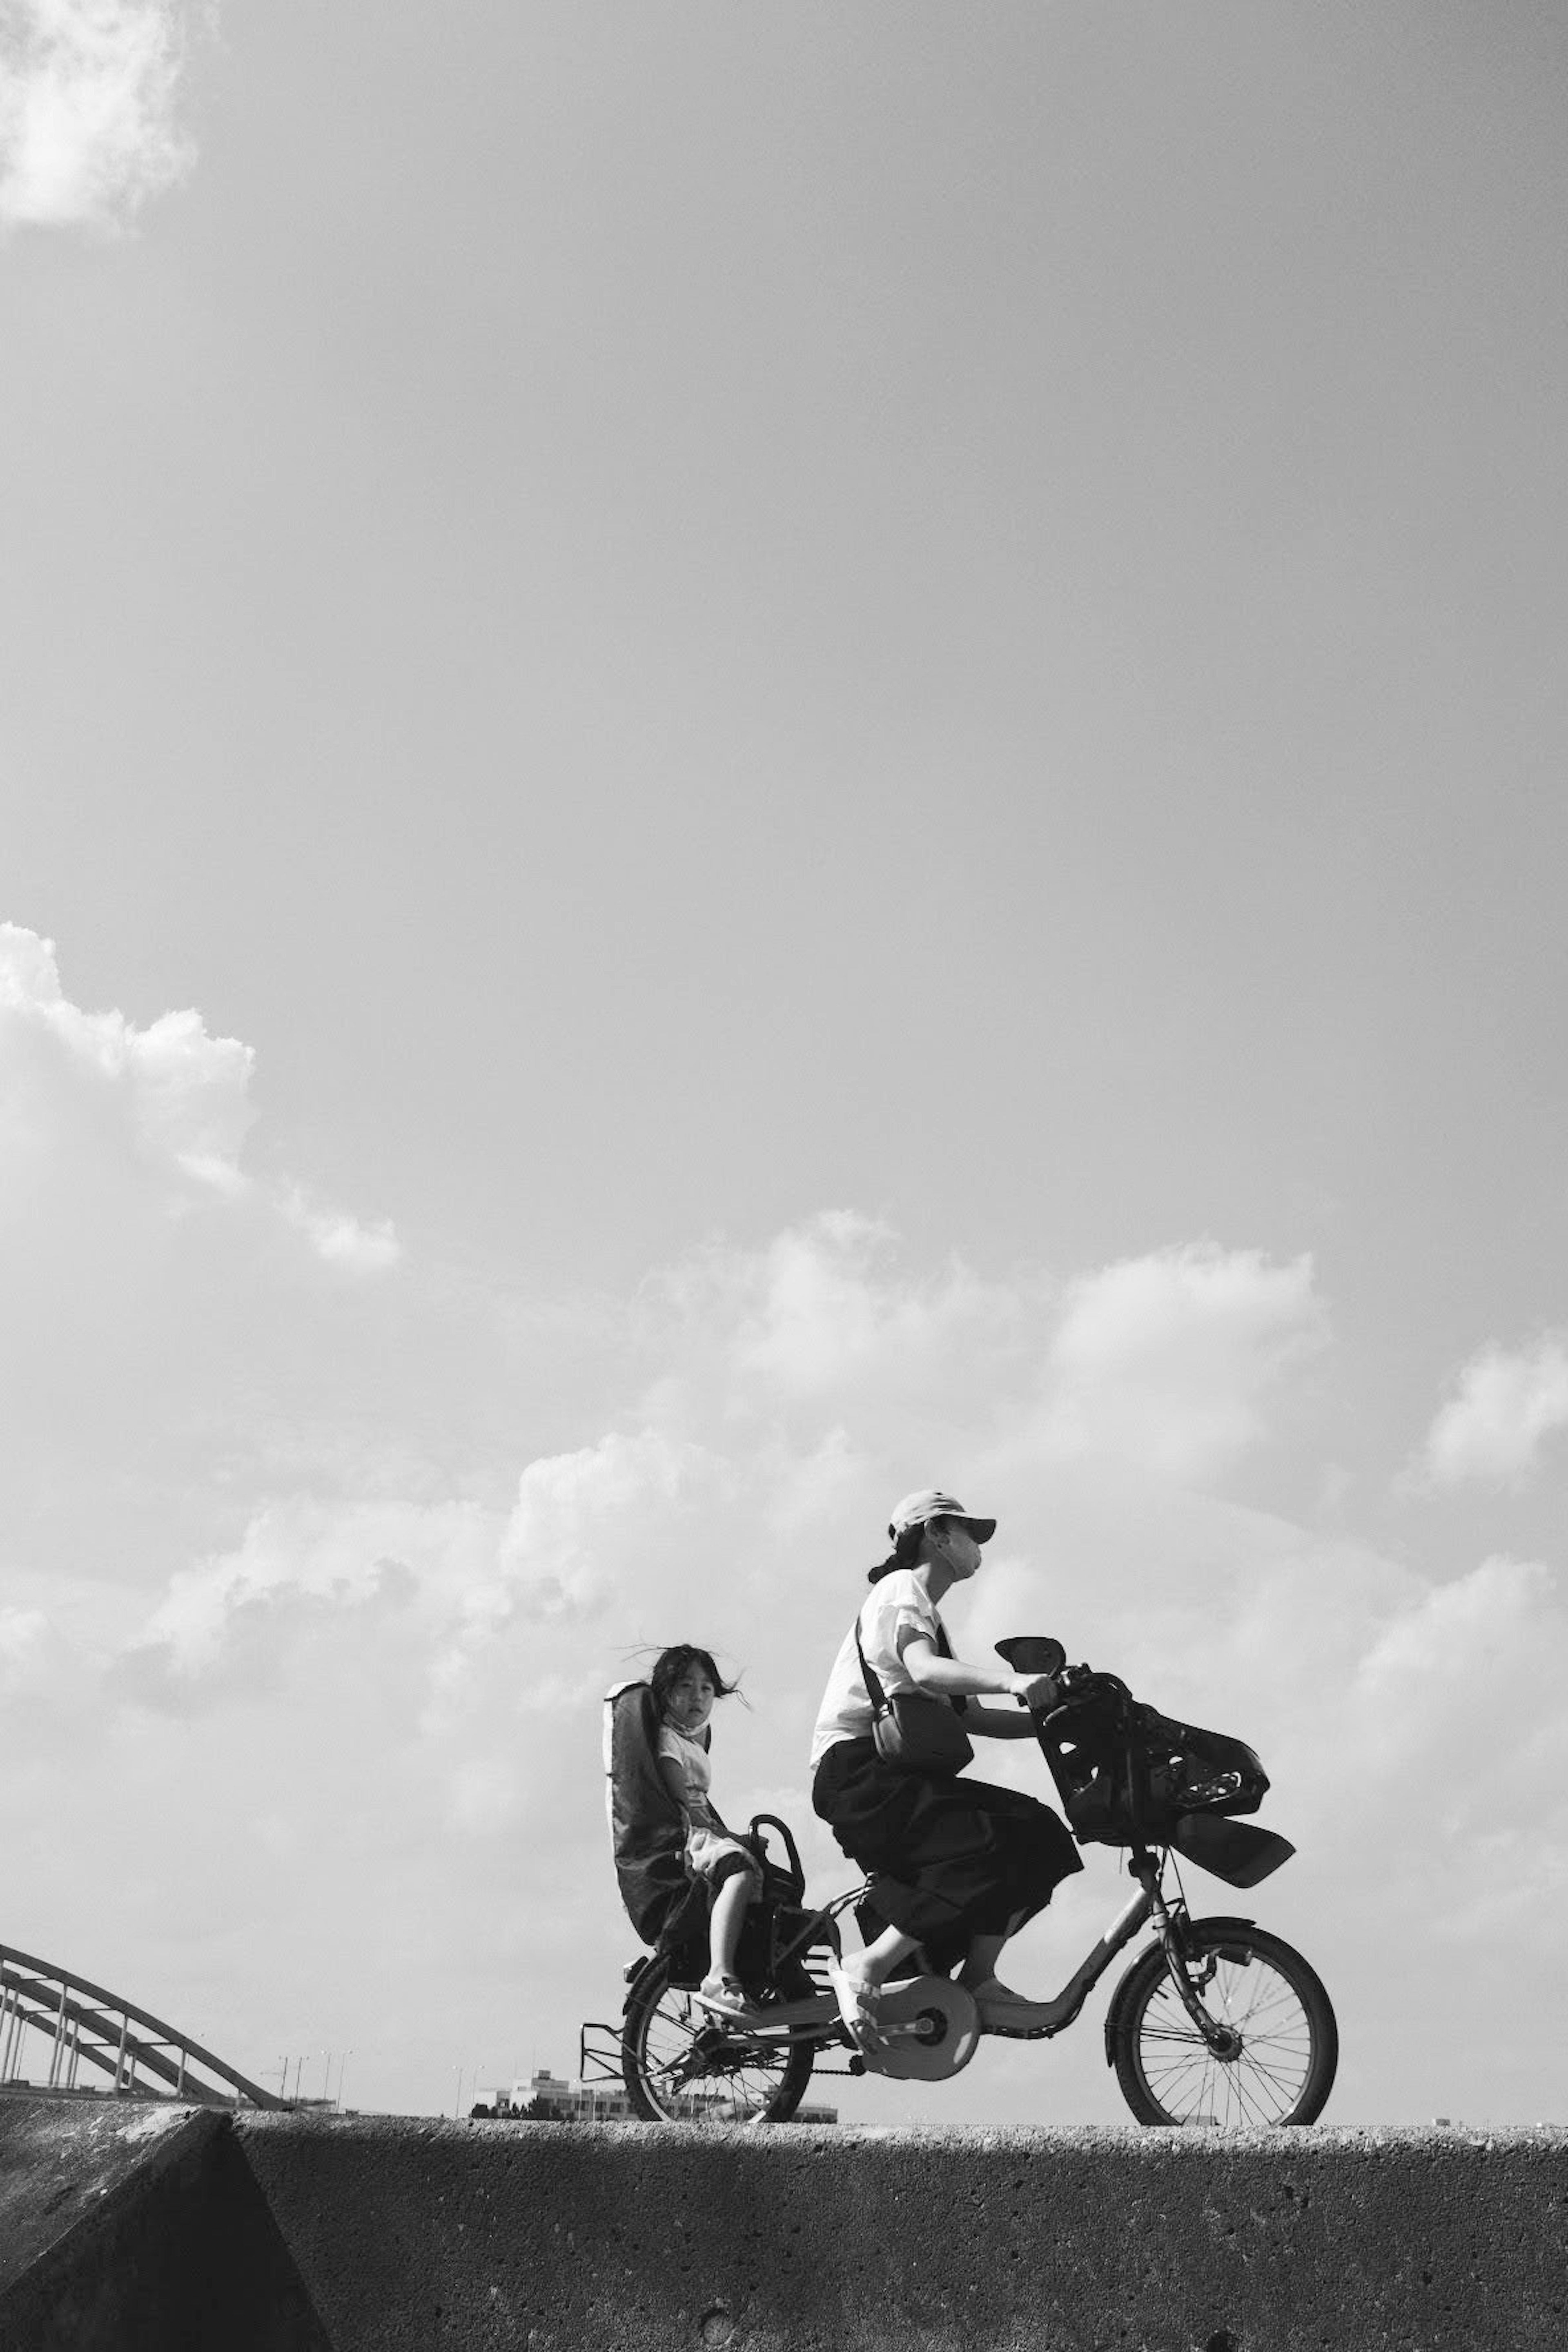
[1,1,1565,2127]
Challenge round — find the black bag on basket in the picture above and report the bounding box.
[854,1617,974,1775]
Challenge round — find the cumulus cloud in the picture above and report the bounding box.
[1034,1242,1326,1481]
[0,922,254,1192]
[278,1187,403,1275]
[727,1212,1014,1396]
[494,1429,732,1619]
[0,1603,51,1688]
[1227,1546,1568,1984]
[1418,1336,1568,1488]
[0,923,397,1263]
[637,1211,1042,1475]
[645,1224,1325,1493]
[130,1499,486,1686]
[0,0,196,231]
[0,925,407,1600]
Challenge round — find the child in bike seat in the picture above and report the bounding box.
[652,1644,764,2022]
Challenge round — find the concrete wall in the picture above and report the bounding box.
[3,2099,1564,2351]
[0,2097,328,2350]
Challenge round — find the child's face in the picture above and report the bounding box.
[666,1664,717,1733]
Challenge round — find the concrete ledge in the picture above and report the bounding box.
[2,2099,1564,2350]
[0,2096,327,2352]
[233,2116,1568,2352]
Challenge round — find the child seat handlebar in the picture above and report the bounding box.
[746,1811,806,1902]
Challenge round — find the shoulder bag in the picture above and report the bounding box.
[854,1613,975,1775]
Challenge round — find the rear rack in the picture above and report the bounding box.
[578,2021,623,2089]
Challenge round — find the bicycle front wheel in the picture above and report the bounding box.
[621,1957,816,2125]
[1112,1921,1338,2127]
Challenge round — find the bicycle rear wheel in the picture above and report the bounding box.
[1112,1921,1337,2127]
[622,1957,816,2125]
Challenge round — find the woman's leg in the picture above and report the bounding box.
[814,1744,1078,1994]
[956,1932,1008,1989]
[840,1922,921,1988]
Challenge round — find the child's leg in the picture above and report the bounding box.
[708,1865,757,1982]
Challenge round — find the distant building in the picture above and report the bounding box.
[471,2066,836,2125]
[470,2067,630,2122]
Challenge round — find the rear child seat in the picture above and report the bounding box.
[603,1679,710,1953]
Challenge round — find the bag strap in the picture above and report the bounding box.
[854,1606,965,1718]
[853,1617,889,1716]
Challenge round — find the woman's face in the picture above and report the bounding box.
[927,1517,983,1578]
[666,1663,717,1732]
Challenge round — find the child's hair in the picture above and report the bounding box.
[650,1644,741,1713]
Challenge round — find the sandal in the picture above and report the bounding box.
[826,1962,885,2056]
[694,1974,757,2023]
[961,1978,1056,2034]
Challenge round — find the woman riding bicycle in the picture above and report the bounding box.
[810,1488,1081,2049]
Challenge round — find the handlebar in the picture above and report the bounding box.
[995,1640,1131,1725]
[1029,1664,1131,1732]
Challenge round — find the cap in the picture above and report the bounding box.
[887,1488,997,1546]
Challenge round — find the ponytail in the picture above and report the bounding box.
[867,1521,927,1585]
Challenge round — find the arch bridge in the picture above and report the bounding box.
[0,1942,285,2109]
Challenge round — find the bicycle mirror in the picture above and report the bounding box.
[994,1635,1067,1677]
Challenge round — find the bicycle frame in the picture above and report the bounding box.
[698,1844,1183,2062]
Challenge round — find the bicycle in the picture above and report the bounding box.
[584,1638,1338,2129]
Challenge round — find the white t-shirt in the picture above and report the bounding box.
[657,1721,722,1829]
[808,1567,949,1772]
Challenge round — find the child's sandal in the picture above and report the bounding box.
[694,1973,755,2022]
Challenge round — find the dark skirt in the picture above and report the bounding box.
[812,1736,1082,1971]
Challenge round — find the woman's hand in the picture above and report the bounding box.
[1008,1671,1062,1713]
